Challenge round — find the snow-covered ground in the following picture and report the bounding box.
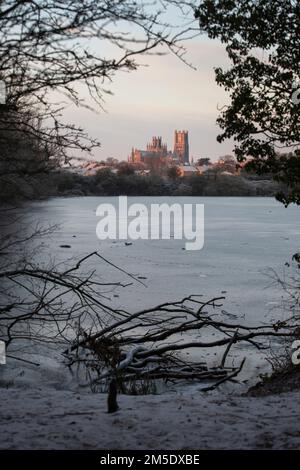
[1,383,300,449]
[1,196,300,449]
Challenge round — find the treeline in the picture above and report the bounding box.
[53,167,281,198]
[0,163,284,202]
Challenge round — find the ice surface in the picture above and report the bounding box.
[20,196,300,321]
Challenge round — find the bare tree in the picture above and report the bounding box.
[0,223,133,359]
[1,216,300,411]
[0,0,196,163]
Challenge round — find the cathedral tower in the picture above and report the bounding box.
[174,130,189,164]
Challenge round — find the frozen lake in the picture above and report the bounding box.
[23,196,300,325]
[2,196,300,447]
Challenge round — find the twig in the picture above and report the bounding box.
[201,358,246,392]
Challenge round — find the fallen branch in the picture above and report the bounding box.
[65,294,300,393]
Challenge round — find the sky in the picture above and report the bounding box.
[61,14,234,163]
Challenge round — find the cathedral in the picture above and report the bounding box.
[130,130,190,168]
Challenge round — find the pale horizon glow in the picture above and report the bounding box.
[62,38,234,163]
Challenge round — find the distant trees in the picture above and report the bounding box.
[117,163,135,176]
[93,168,170,196]
[51,167,278,198]
[93,168,119,195]
[167,165,181,180]
[195,0,300,205]
[215,155,237,174]
[186,172,258,197]
[196,158,211,167]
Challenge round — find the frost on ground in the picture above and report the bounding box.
[1,386,300,450]
[1,197,300,450]
[1,362,300,450]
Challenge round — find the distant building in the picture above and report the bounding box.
[130,136,172,171]
[177,164,199,177]
[130,130,190,169]
[174,130,189,164]
[146,136,168,154]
